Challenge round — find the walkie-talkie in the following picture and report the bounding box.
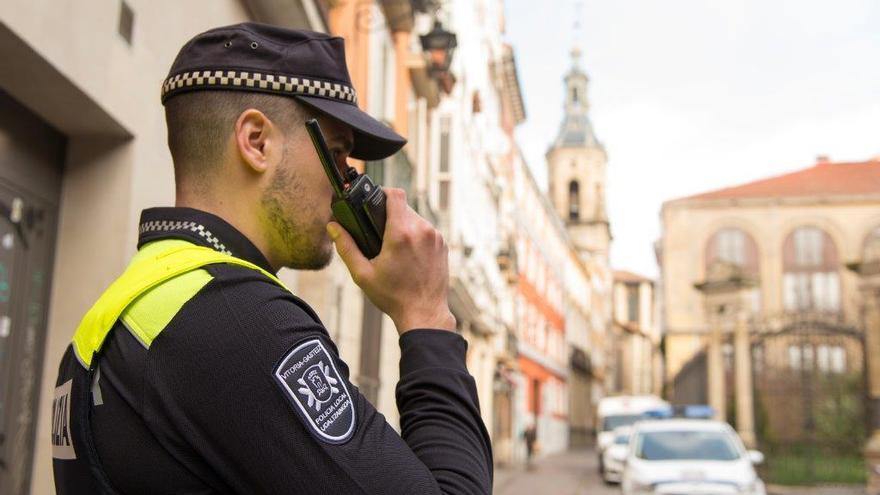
[306,119,386,259]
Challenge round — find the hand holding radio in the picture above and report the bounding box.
[307,118,454,334]
[306,119,386,259]
[327,188,456,335]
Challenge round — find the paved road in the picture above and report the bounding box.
[492,448,866,495]
[494,448,619,495]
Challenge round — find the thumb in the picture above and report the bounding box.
[327,222,372,283]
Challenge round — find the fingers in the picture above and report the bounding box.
[327,222,372,285]
[383,188,409,235]
[382,188,440,248]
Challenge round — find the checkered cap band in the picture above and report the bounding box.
[161,70,358,105]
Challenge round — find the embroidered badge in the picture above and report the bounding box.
[273,339,356,444]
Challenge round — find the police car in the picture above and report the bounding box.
[601,425,632,484]
[596,395,668,475]
[621,419,766,495]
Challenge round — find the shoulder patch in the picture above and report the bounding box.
[273,339,356,444]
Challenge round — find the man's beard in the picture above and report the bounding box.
[261,165,333,270]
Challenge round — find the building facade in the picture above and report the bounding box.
[435,0,512,448]
[659,157,880,451]
[611,270,663,396]
[511,147,572,456]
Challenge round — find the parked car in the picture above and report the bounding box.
[601,426,632,484]
[596,395,668,474]
[621,419,766,495]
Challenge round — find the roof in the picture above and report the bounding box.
[614,270,653,284]
[598,395,667,415]
[634,419,730,432]
[499,44,526,125]
[550,47,602,151]
[553,113,600,149]
[675,157,880,202]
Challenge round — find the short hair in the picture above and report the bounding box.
[164,90,307,183]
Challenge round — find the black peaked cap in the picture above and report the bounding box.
[162,22,406,161]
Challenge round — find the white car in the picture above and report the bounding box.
[601,426,632,484]
[621,419,766,495]
[596,395,668,474]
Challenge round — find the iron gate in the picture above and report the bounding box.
[750,313,866,483]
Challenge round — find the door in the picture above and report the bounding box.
[0,89,63,494]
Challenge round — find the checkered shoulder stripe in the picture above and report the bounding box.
[139,220,233,256]
[161,70,358,105]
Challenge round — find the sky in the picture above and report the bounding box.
[503,0,880,278]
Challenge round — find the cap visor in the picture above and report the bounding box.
[294,96,406,161]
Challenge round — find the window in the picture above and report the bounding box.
[794,228,823,266]
[717,229,745,265]
[783,227,840,312]
[359,296,384,403]
[626,284,639,323]
[118,0,135,45]
[706,228,761,312]
[707,228,757,270]
[367,16,394,121]
[788,344,819,371]
[439,181,450,210]
[568,181,580,220]
[571,86,579,104]
[817,345,847,373]
[531,379,541,414]
[439,116,451,173]
[635,431,741,461]
[788,345,802,370]
[437,116,451,211]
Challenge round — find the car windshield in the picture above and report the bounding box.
[614,432,629,445]
[603,414,643,431]
[635,430,741,461]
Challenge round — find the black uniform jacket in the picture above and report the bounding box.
[53,207,493,494]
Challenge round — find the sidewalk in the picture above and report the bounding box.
[767,484,865,495]
[493,448,615,495]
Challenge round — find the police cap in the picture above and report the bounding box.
[162,22,406,161]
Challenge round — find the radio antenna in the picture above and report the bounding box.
[305,119,347,197]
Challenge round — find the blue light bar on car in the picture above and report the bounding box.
[679,405,714,419]
[642,406,673,418]
[642,405,716,420]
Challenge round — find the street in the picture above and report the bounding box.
[493,449,868,495]
[494,449,618,495]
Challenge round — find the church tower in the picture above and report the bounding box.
[546,46,611,264]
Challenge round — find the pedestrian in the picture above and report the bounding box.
[51,23,492,494]
[523,422,538,469]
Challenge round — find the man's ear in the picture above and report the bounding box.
[233,109,278,173]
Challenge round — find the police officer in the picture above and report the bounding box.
[51,23,492,494]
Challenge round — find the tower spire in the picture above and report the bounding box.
[570,45,582,69]
[572,0,583,68]
[550,45,599,150]
[546,0,611,265]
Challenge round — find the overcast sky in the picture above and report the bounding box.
[503,0,880,278]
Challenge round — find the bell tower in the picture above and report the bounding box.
[546,46,610,264]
